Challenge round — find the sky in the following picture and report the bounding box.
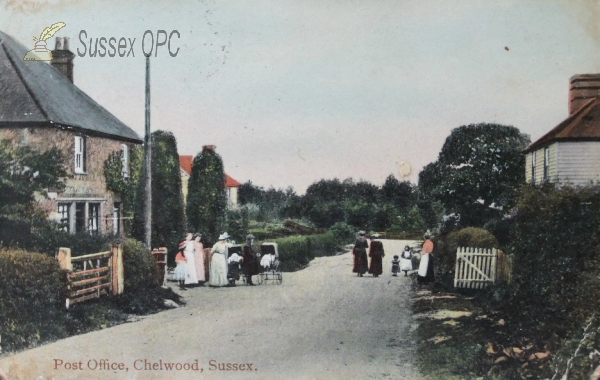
[2,0,600,193]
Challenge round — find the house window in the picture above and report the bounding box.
[531,151,536,184]
[75,202,86,233]
[543,147,549,181]
[74,136,86,174]
[57,203,70,232]
[88,203,100,235]
[121,144,129,178]
[113,203,121,236]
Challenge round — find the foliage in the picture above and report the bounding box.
[433,227,499,277]
[0,140,68,250]
[132,131,186,256]
[103,145,143,235]
[418,123,530,227]
[328,222,356,246]
[186,146,227,246]
[273,231,340,272]
[224,207,249,243]
[0,249,68,351]
[394,205,427,233]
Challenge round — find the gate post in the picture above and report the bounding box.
[56,247,72,271]
[111,244,124,295]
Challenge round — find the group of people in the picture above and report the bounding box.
[351,231,385,277]
[352,231,436,285]
[174,232,261,290]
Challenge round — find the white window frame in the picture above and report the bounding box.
[87,203,100,235]
[57,203,70,233]
[121,144,129,178]
[74,136,86,174]
[113,203,121,236]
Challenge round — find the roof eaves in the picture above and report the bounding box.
[524,98,597,153]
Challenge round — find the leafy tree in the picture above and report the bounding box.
[186,146,227,245]
[132,131,186,254]
[380,175,415,211]
[344,200,374,231]
[0,140,68,249]
[418,123,530,227]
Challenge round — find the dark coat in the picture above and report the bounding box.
[352,237,369,275]
[241,244,259,276]
[368,240,384,275]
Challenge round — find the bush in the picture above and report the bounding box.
[329,222,356,247]
[434,227,499,277]
[0,249,68,351]
[273,232,339,271]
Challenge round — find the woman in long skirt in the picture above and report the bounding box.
[183,233,198,286]
[209,233,230,287]
[368,234,384,277]
[352,231,369,277]
[417,235,435,285]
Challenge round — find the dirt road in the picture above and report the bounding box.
[0,240,423,380]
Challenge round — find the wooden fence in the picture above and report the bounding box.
[56,245,124,309]
[454,247,513,289]
[376,231,423,240]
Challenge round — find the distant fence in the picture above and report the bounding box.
[454,247,513,289]
[56,244,123,309]
[376,231,423,240]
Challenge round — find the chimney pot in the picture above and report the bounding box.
[55,37,63,50]
[202,145,216,151]
[63,37,70,51]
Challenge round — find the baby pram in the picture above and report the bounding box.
[258,243,282,285]
[227,245,243,285]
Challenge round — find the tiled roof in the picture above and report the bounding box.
[0,31,141,143]
[179,155,241,188]
[525,97,600,152]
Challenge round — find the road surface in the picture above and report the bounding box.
[0,239,423,380]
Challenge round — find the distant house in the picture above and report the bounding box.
[525,74,600,186]
[0,32,142,235]
[179,148,241,207]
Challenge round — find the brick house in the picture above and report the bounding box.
[0,31,142,235]
[179,147,241,208]
[525,74,600,186]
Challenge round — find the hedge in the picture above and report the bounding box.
[433,227,499,277]
[273,231,343,272]
[0,249,68,351]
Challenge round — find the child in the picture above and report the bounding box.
[391,255,400,276]
[400,245,413,276]
[175,242,187,290]
[227,250,243,286]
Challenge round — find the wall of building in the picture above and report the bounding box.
[556,141,600,186]
[525,143,558,184]
[1,126,137,235]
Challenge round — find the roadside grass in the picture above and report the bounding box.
[413,285,554,380]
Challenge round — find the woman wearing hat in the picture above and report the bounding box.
[209,232,230,287]
[352,231,369,277]
[368,234,385,277]
[183,232,199,286]
[242,234,259,286]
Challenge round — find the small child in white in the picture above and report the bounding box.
[391,255,400,276]
[400,246,413,276]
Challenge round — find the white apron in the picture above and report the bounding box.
[418,253,429,277]
[184,241,199,285]
[400,253,413,271]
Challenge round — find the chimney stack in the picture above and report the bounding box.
[51,36,75,83]
[202,145,216,152]
[569,74,600,115]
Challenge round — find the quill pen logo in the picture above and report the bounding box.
[23,22,67,61]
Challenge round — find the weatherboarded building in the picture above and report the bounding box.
[0,32,142,235]
[525,74,600,186]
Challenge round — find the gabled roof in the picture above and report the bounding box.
[525,97,600,153]
[179,155,241,188]
[0,31,141,143]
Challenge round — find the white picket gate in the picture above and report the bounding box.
[454,247,499,289]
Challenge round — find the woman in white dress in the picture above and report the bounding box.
[183,232,199,286]
[209,233,230,287]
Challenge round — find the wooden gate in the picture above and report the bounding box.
[56,244,124,309]
[454,247,498,289]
